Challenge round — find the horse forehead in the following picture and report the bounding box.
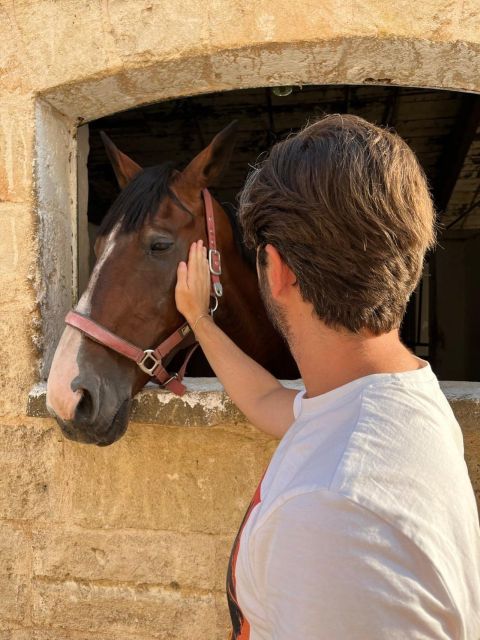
[77,222,121,314]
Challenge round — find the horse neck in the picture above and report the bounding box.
[211,210,287,365]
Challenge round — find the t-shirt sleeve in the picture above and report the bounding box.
[248,489,459,639]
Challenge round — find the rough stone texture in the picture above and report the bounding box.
[1,1,480,638]
[0,97,35,203]
[0,422,64,522]
[0,632,31,640]
[34,100,77,380]
[443,383,480,506]
[27,379,303,425]
[0,524,30,629]
[33,527,222,591]
[33,580,218,640]
[62,422,275,534]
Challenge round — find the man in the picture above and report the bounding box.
[175,114,480,639]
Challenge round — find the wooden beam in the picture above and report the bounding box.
[433,93,480,215]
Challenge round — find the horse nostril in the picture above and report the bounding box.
[71,376,100,426]
[75,389,94,423]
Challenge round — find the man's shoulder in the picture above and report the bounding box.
[278,373,460,499]
[261,373,477,563]
[332,375,464,500]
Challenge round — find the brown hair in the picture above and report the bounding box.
[238,114,436,335]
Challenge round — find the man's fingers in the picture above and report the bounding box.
[189,240,197,264]
[176,261,188,288]
[185,240,210,290]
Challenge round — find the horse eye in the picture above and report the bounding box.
[150,240,173,252]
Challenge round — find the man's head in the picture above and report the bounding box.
[238,114,436,340]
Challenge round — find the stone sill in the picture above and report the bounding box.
[27,379,480,428]
[27,378,304,427]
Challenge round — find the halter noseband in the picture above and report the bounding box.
[64,188,222,397]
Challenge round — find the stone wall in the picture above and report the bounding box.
[0,415,275,639]
[1,0,479,637]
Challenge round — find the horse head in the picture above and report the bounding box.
[46,122,238,446]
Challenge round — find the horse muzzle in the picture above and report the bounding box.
[53,397,131,446]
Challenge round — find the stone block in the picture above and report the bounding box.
[458,0,480,44]
[33,527,220,591]
[31,630,157,640]
[0,203,35,299]
[0,632,31,640]
[0,309,37,418]
[63,423,276,534]
[1,2,111,93]
[214,536,234,592]
[441,383,480,511]
[0,202,37,415]
[0,524,30,628]
[33,580,217,640]
[0,422,64,521]
[214,591,232,640]
[130,382,245,427]
[0,98,34,202]
[450,399,480,509]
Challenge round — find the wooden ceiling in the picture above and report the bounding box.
[87,85,480,231]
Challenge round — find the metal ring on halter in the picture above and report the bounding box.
[209,295,219,315]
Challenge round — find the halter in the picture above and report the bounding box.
[64,188,222,397]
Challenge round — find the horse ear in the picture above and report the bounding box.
[180,121,238,189]
[100,131,143,189]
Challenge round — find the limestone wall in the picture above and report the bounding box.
[1,0,480,637]
[1,416,275,639]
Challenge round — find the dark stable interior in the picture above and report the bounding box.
[85,85,480,380]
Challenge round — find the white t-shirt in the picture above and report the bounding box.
[226,363,480,639]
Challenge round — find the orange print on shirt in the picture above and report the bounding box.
[226,469,266,640]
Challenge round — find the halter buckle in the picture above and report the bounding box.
[138,349,160,376]
[208,249,222,276]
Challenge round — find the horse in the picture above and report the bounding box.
[46,122,299,446]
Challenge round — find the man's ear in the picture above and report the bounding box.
[264,244,296,297]
[100,131,143,189]
[178,121,238,191]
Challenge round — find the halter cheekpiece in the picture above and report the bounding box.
[65,188,221,397]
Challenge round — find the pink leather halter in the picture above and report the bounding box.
[65,188,222,397]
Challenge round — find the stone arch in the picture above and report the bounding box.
[42,38,480,123]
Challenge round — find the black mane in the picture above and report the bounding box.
[98,164,255,268]
[99,163,175,236]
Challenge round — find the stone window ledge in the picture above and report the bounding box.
[26,378,303,427]
[27,380,479,428]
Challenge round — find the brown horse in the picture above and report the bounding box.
[46,122,298,446]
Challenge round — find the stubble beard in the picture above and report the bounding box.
[258,265,293,347]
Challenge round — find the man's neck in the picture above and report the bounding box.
[288,316,424,400]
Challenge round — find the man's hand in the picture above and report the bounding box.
[174,238,297,439]
[175,239,210,326]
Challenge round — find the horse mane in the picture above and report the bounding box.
[220,199,256,268]
[98,163,176,236]
[98,164,256,269]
